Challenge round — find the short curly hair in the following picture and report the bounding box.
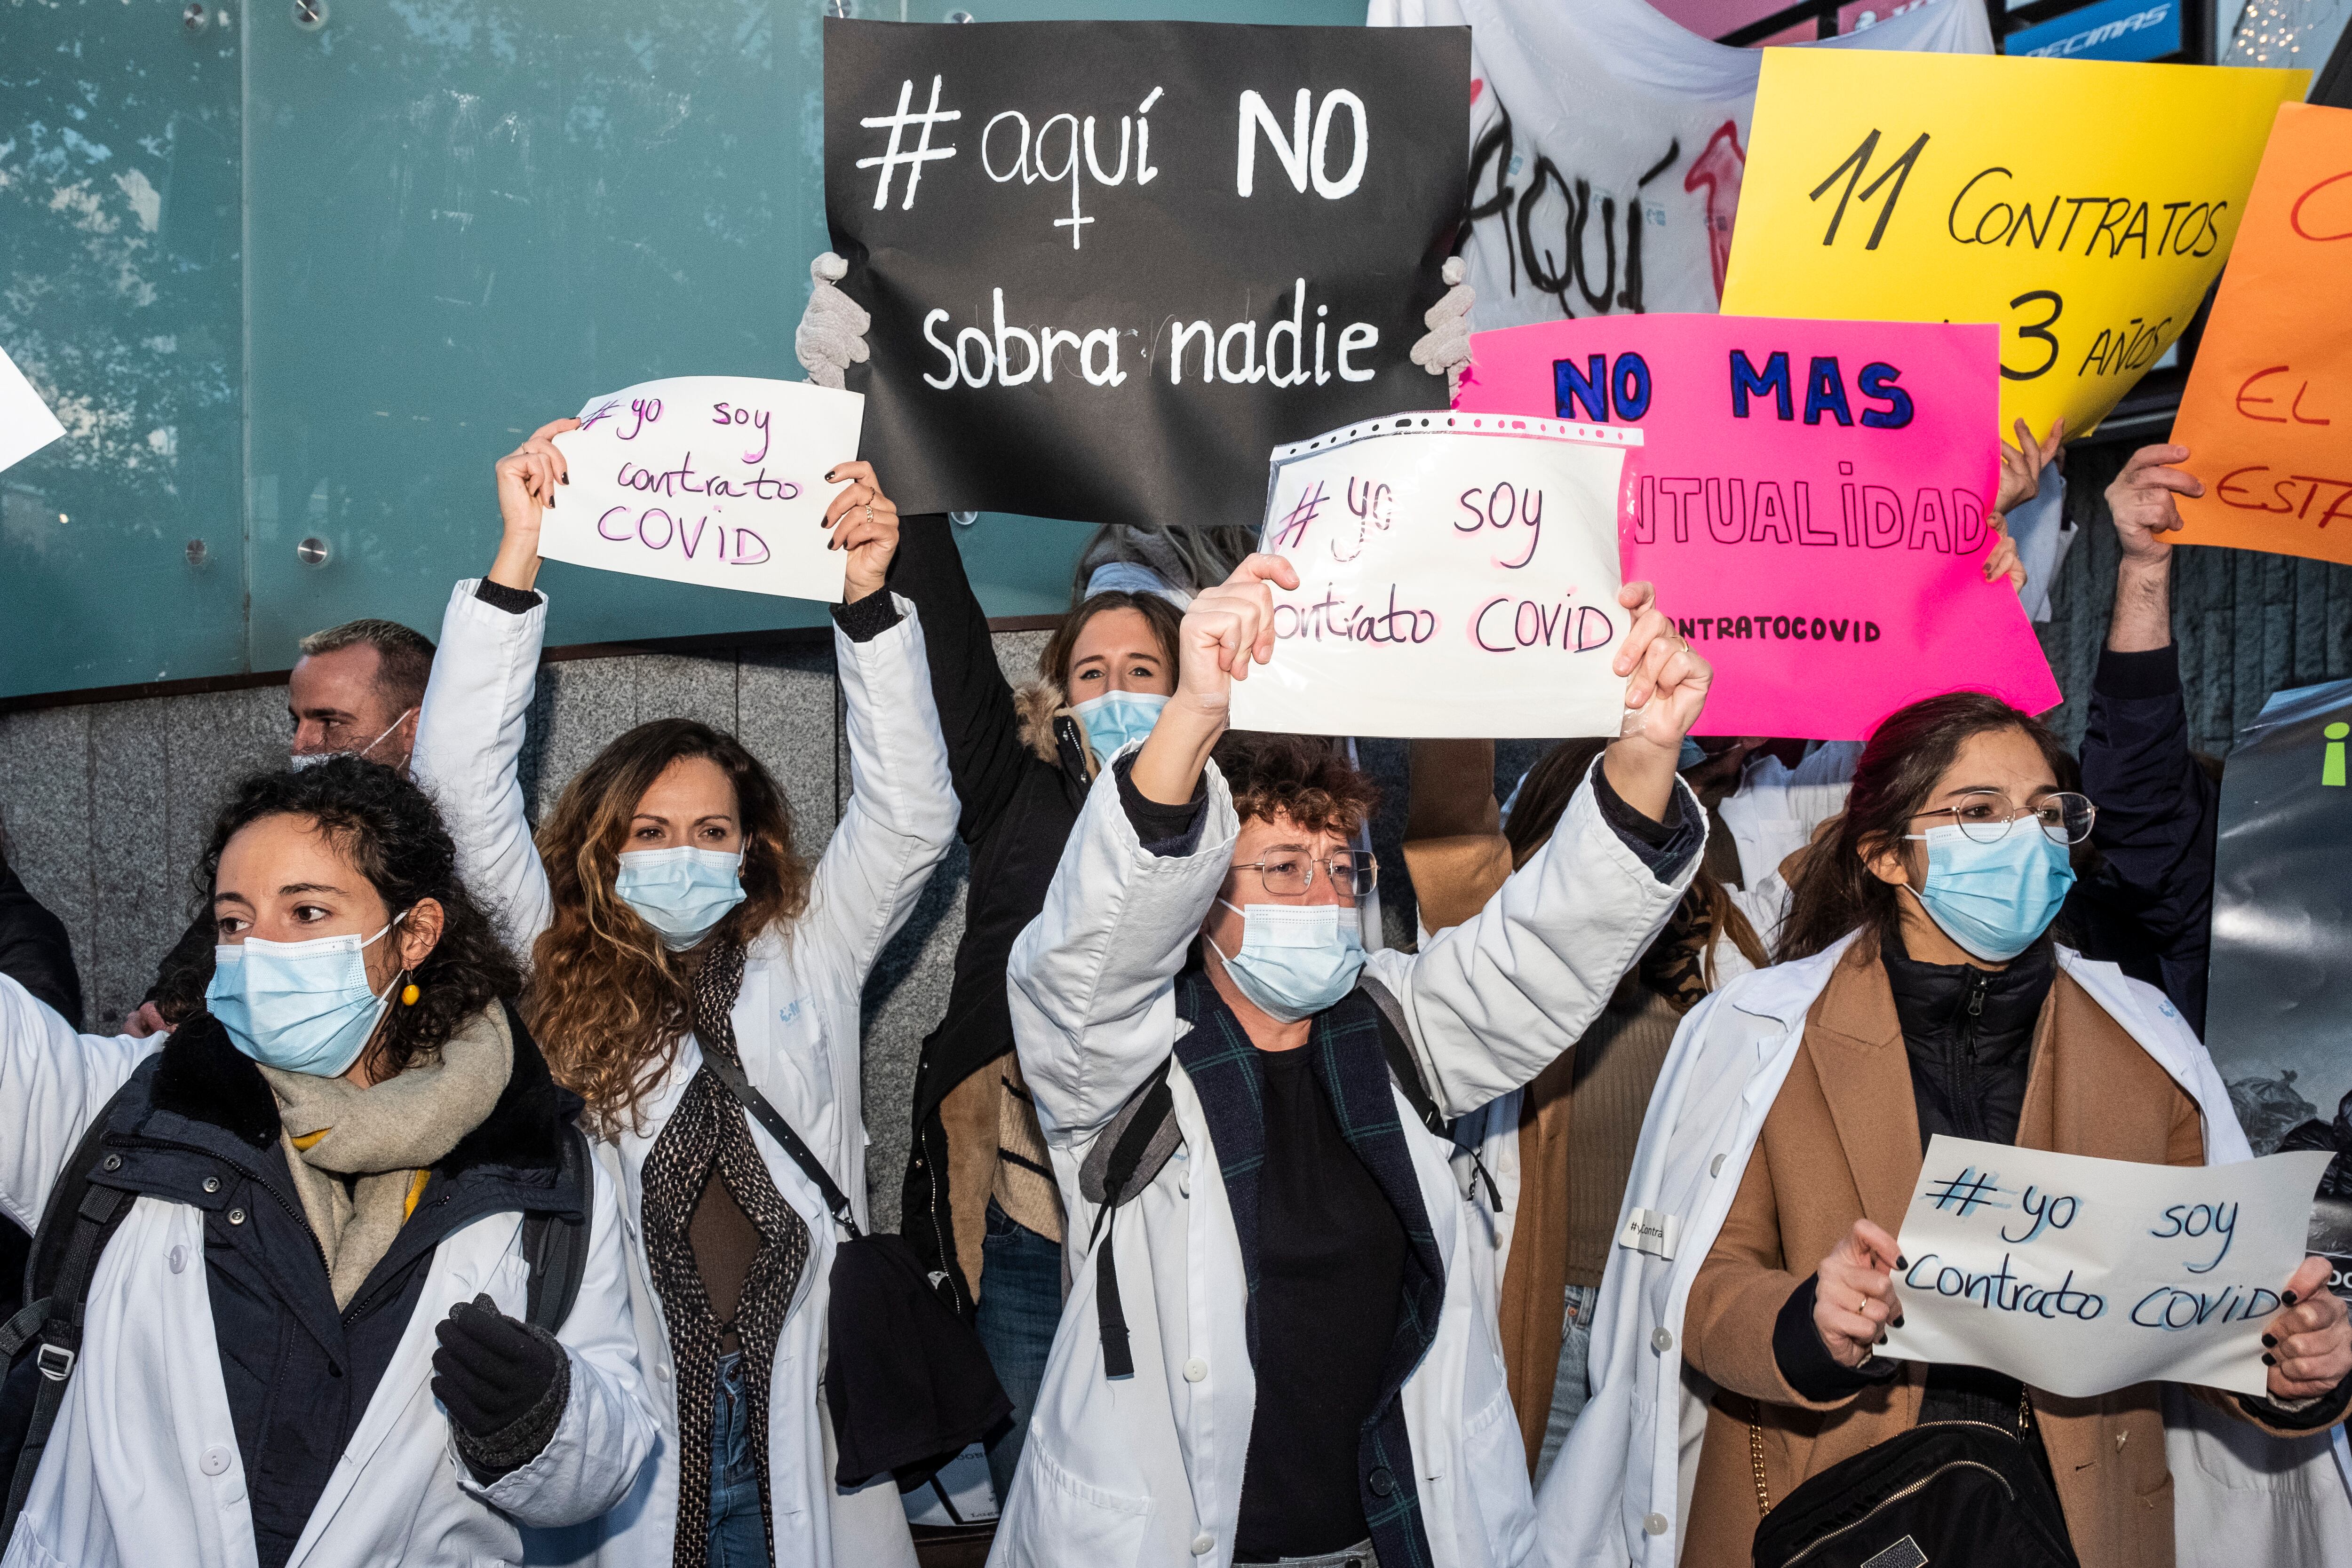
[1212,732,1379,837]
[192,755,522,1079]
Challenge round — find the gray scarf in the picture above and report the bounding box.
[258,1005,512,1307]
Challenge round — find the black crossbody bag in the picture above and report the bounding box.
[699,1051,1009,1491]
[1748,1402,2081,1568]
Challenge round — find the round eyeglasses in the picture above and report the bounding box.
[1909,790,2096,847]
[1233,849,1379,900]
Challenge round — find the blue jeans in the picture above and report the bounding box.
[709,1350,769,1566]
[976,1199,1064,1501]
[1535,1283,1600,1489]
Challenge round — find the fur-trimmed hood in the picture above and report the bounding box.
[1016,678,1105,786]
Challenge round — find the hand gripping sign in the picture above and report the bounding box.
[1454,313,2058,740]
[2172,103,2352,565]
[1720,50,2305,437]
[822,18,1470,530]
[544,377,864,603]
[1224,411,1639,740]
[1882,1135,2330,1399]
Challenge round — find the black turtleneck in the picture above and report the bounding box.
[1883,926,2056,1153]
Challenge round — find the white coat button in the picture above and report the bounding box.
[1183,1358,1208,1383]
[1710,1153,1726,1177]
[168,1245,187,1274]
[200,1445,233,1477]
[1191,1534,1216,1556]
[1643,1513,1670,1536]
[1652,1327,1675,1353]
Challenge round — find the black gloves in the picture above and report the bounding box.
[432,1292,571,1479]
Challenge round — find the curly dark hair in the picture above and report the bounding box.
[191,755,522,1079]
[1212,731,1379,836]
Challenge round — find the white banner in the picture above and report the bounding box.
[1367,0,1990,325]
[1226,412,1638,739]
[545,376,863,602]
[1882,1134,2331,1399]
[0,341,65,477]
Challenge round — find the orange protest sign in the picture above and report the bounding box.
[2173,102,2352,563]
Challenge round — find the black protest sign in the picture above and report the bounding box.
[2207,678,2352,1158]
[824,18,1469,529]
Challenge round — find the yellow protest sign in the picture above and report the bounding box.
[2172,103,2352,564]
[1721,51,2305,436]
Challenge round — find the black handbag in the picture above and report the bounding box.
[1748,1408,2081,1568]
[701,1052,1010,1491]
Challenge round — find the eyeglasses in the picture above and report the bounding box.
[1233,849,1379,900]
[1909,790,2096,847]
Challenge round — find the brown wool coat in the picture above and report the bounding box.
[1680,941,2317,1568]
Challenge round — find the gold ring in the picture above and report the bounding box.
[865,503,874,525]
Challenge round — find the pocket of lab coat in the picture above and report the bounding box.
[1461,1385,1538,1568]
[993,1443,1155,1568]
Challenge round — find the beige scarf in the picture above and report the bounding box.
[257,1005,513,1307]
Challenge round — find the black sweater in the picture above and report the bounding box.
[887,516,1096,1311]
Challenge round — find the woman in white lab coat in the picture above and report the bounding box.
[411,424,957,1568]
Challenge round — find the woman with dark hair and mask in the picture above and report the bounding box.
[995,553,1712,1568]
[1537,690,2352,1568]
[0,756,654,1568]
[410,423,956,1568]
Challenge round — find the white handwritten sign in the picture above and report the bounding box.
[543,376,863,603]
[1881,1135,2332,1399]
[1225,412,1639,739]
[0,341,65,477]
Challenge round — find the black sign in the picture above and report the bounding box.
[824,18,1469,529]
[2207,677,2352,1156]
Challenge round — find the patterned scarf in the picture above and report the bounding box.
[640,942,813,1568]
[1173,967,1444,1568]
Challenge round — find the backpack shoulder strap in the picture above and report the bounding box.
[1078,1056,1178,1210]
[1355,974,1450,1140]
[4,1077,145,1544]
[522,1123,591,1336]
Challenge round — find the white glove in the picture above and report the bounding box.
[1408,256,1474,401]
[795,253,872,389]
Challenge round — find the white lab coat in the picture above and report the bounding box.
[992,757,1698,1568]
[1531,934,2352,1567]
[410,581,957,1568]
[0,975,656,1568]
[1711,742,1859,958]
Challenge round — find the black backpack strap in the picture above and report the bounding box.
[700,1051,862,1241]
[1084,1058,1175,1383]
[4,1149,136,1543]
[522,1123,592,1336]
[1355,976,1502,1212]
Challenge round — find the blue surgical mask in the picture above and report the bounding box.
[1677,738,1707,771]
[1205,898,1367,1024]
[206,920,404,1078]
[1074,690,1168,763]
[1902,824,2076,962]
[615,847,747,950]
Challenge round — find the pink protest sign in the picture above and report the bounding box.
[1454,316,2058,740]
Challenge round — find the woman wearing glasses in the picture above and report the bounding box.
[993,555,1713,1568]
[1537,691,2352,1568]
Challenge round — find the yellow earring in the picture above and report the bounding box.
[400,982,421,1006]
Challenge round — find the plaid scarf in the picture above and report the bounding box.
[639,942,812,1568]
[1174,967,1443,1568]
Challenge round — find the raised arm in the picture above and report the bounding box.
[1007,755,1236,1143]
[886,513,1034,847]
[409,422,575,959]
[794,463,960,988]
[0,972,161,1231]
[2079,444,2216,1034]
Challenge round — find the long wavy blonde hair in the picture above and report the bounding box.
[525,719,810,1135]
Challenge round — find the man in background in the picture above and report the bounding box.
[288,618,435,772]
